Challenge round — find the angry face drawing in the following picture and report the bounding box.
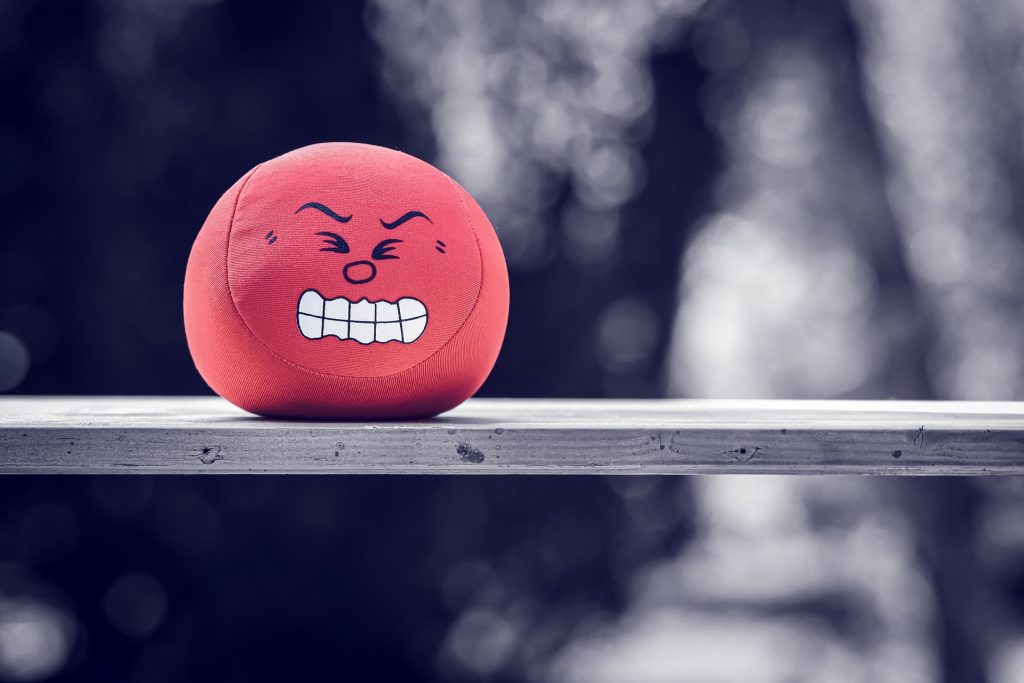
[293,202,433,345]
[184,143,509,419]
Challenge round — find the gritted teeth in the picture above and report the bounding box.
[296,290,428,344]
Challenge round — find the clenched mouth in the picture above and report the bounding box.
[297,290,428,344]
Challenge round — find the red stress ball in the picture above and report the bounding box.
[183,143,509,419]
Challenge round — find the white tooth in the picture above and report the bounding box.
[401,315,427,343]
[349,322,374,344]
[298,290,324,316]
[376,301,399,322]
[375,321,402,342]
[350,299,375,323]
[298,313,323,339]
[399,298,426,320]
[324,297,349,321]
[322,319,349,339]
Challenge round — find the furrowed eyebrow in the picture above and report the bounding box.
[380,211,432,230]
[295,202,352,223]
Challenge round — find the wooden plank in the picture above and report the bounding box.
[0,397,1022,474]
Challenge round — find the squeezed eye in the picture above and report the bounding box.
[316,231,350,254]
[372,238,402,260]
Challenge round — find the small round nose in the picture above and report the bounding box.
[343,260,377,285]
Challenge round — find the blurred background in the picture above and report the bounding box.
[2,0,1024,680]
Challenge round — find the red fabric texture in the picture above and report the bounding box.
[183,143,509,419]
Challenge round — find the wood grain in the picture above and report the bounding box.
[0,397,1022,474]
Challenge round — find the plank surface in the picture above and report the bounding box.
[0,397,1022,474]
